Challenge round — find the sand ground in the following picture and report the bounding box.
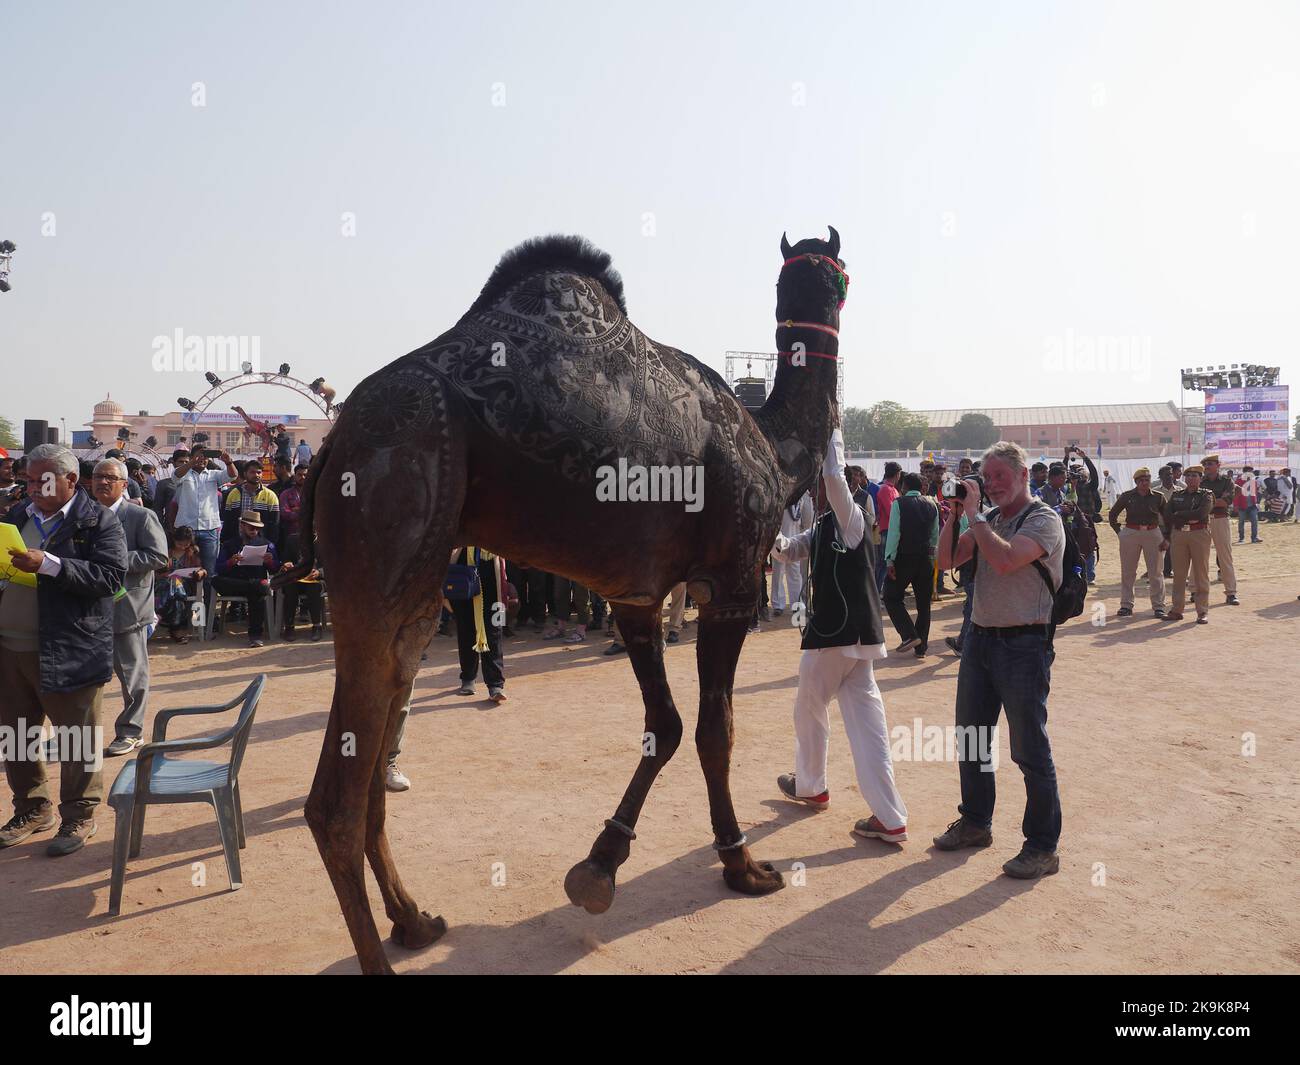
[2,519,1298,974]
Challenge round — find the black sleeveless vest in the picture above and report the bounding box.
[800,511,887,650]
[893,493,937,560]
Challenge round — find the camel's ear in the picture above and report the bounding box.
[780,232,793,259]
[827,226,840,259]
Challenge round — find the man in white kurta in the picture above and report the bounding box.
[770,491,813,615]
[771,429,908,842]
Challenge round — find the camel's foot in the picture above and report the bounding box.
[390,909,448,949]
[564,859,616,915]
[721,848,786,896]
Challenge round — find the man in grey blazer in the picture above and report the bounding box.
[91,459,169,756]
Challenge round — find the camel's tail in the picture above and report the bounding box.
[270,429,333,589]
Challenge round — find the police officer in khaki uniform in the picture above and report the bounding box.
[1108,466,1167,617]
[1199,455,1240,607]
[1161,464,1213,624]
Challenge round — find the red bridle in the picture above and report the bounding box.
[777,252,849,361]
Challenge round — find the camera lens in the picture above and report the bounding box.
[956,484,967,500]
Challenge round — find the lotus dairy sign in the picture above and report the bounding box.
[1203,386,1289,466]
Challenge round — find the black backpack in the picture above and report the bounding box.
[989,501,1088,628]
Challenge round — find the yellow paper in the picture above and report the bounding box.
[0,523,38,588]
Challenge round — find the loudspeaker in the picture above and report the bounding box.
[23,420,48,452]
[46,428,59,445]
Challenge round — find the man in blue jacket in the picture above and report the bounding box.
[0,445,127,856]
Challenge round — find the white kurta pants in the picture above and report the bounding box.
[793,649,908,830]
[771,558,804,611]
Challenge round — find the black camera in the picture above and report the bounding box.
[955,475,983,500]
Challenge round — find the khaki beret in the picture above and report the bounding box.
[1201,455,1220,465]
[1133,467,1151,479]
[1184,465,1204,476]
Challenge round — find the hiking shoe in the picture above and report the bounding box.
[666,630,679,644]
[772,607,783,617]
[249,638,265,648]
[1154,608,1167,618]
[1002,845,1059,879]
[933,816,992,851]
[1196,614,1209,624]
[46,820,97,857]
[894,637,920,653]
[944,636,962,655]
[1164,612,1184,621]
[456,683,476,696]
[563,629,585,644]
[105,736,143,757]
[310,626,323,641]
[853,815,908,844]
[1116,606,1133,617]
[914,642,928,658]
[0,807,57,848]
[603,642,626,656]
[1226,595,1240,605]
[776,773,829,810]
[489,687,507,703]
[385,764,411,792]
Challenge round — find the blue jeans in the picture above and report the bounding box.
[1085,551,1096,581]
[1237,505,1259,541]
[956,579,974,649]
[194,528,219,596]
[955,626,1061,852]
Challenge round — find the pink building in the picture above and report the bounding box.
[84,395,333,460]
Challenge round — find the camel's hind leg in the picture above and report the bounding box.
[305,653,409,975]
[308,419,464,973]
[366,660,447,950]
[565,602,683,914]
[694,607,785,896]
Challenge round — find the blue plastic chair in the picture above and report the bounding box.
[107,675,266,917]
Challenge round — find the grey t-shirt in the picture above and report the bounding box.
[971,501,1066,627]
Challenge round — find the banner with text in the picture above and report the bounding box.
[1203,386,1290,467]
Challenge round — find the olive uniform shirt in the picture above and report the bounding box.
[1161,488,1212,538]
[1200,474,1234,518]
[1108,488,1166,531]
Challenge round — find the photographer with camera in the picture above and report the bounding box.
[942,469,989,656]
[934,441,1065,880]
[882,472,939,657]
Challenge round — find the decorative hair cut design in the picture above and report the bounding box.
[469,234,627,317]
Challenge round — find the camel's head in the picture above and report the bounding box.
[775,226,848,335]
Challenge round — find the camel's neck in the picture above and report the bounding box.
[754,337,838,498]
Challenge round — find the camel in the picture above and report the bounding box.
[289,228,847,973]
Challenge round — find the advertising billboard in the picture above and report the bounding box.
[1202,386,1290,467]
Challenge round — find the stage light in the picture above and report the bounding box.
[144,436,157,449]
[178,397,195,411]
[241,361,253,374]
[205,371,222,387]
[1181,375,1194,390]
[278,362,291,376]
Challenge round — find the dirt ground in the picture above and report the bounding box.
[3,520,1298,975]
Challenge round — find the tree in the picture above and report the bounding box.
[1293,415,1300,442]
[947,411,1000,450]
[0,415,19,450]
[842,401,930,451]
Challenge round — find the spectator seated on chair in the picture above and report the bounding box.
[212,514,288,647]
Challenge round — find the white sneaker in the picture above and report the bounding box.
[385,764,411,792]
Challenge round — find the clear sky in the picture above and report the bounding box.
[2,0,1297,435]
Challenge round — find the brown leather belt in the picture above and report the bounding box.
[1126,523,1159,530]
[1184,522,1208,530]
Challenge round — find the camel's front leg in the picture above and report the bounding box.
[565,603,683,914]
[695,609,785,896]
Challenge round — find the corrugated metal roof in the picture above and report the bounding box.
[912,403,1180,429]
